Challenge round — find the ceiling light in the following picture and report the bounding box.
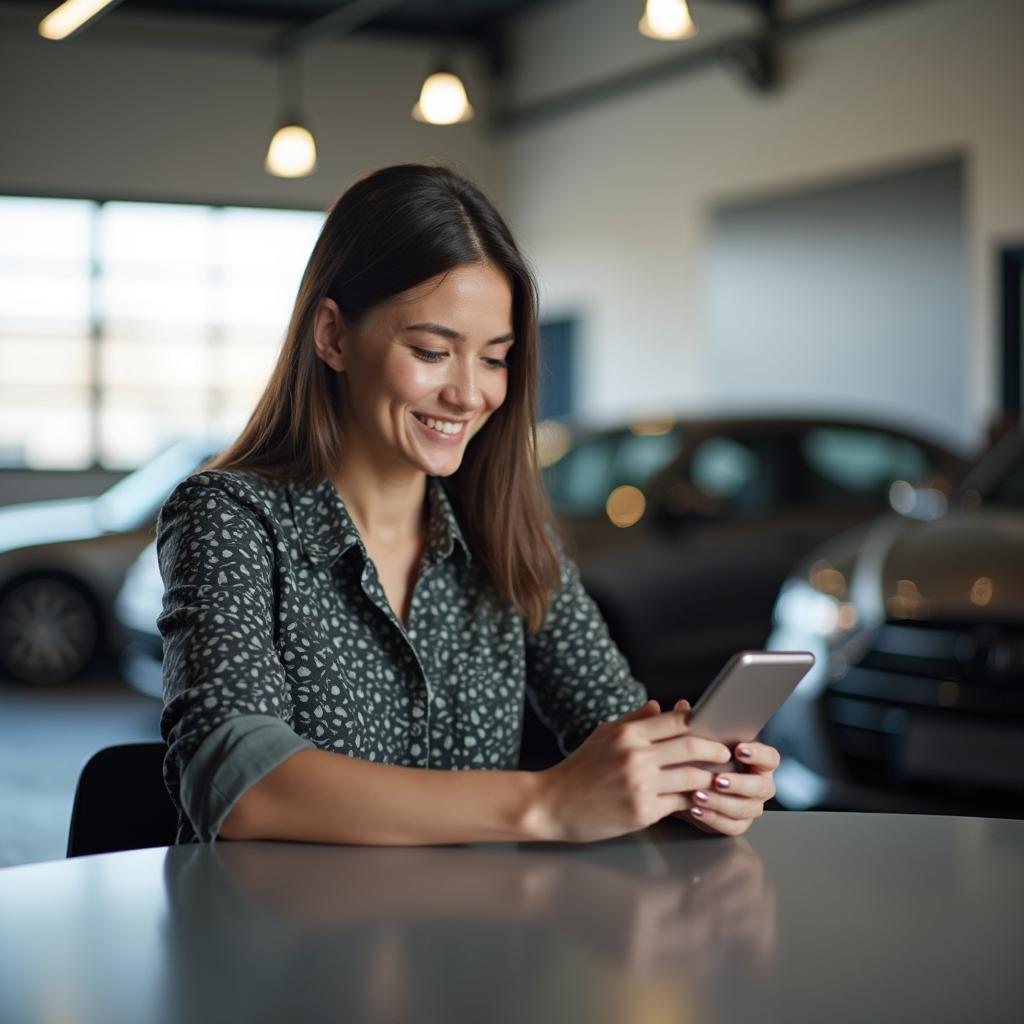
[265,122,317,178]
[412,67,474,126]
[264,55,317,178]
[638,0,698,41]
[38,0,124,40]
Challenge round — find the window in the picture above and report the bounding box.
[0,196,324,469]
[801,427,930,501]
[689,434,779,514]
[544,426,683,518]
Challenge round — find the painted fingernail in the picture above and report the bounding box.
[691,807,704,817]
[694,790,709,802]
[715,776,731,789]
[738,746,752,758]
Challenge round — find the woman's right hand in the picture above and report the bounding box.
[532,699,733,843]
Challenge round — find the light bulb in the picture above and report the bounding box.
[39,0,120,40]
[264,123,317,178]
[412,71,474,126]
[638,0,698,41]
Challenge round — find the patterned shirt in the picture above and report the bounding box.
[156,468,648,844]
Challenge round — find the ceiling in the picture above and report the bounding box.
[3,0,562,45]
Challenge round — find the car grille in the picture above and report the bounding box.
[823,620,1024,795]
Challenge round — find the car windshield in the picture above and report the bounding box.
[93,437,219,533]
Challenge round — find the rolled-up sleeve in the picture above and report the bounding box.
[156,474,314,842]
[524,530,648,757]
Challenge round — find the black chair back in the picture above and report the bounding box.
[67,742,177,857]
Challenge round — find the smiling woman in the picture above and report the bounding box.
[154,163,779,849]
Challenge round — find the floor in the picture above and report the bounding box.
[0,670,162,868]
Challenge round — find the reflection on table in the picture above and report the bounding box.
[0,812,1021,1024]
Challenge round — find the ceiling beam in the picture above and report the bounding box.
[270,0,410,56]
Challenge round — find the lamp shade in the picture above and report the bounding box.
[264,120,317,178]
[638,0,698,41]
[412,70,474,125]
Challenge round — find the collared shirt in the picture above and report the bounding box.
[156,468,648,844]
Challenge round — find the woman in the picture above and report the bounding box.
[155,163,779,846]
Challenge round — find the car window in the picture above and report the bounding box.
[689,434,779,514]
[613,430,683,488]
[800,427,930,502]
[544,427,683,518]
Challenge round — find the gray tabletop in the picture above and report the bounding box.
[0,811,1021,1024]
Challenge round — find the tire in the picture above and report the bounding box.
[0,574,101,686]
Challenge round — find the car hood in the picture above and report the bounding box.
[877,509,1024,623]
[0,497,103,555]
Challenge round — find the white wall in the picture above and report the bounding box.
[500,0,1024,451]
[0,3,500,208]
[708,157,966,447]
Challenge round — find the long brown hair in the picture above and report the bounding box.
[202,163,562,633]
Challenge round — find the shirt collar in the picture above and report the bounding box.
[290,475,471,570]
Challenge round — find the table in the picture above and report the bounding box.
[0,811,1021,1023]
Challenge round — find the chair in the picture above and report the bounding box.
[66,742,178,858]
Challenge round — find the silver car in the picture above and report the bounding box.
[764,428,1024,817]
[0,434,231,687]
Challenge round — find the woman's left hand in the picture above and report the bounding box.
[668,698,780,837]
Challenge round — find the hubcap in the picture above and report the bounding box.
[0,578,98,685]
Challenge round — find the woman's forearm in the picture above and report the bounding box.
[219,747,555,845]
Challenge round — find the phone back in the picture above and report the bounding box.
[686,651,815,771]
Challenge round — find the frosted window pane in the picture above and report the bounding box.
[100,202,211,271]
[217,335,280,397]
[101,271,213,328]
[100,338,208,389]
[99,396,209,469]
[222,207,323,270]
[1,337,90,388]
[0,391,91,468]
[0,197,92,261]
[0,272,91,333]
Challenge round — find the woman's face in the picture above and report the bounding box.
[314,261,515,479]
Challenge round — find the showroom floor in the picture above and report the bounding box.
[0,671,161,868]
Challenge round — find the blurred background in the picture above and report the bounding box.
[1,0,1022,866]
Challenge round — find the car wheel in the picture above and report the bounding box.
[0,574,101,686]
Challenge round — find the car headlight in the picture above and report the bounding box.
[773,576,859,645]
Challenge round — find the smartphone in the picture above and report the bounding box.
[683,650,815,773]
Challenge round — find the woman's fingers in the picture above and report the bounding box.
[709,771,775,801]
[735,742,781,774]
[691,789,766,822]
[653,733,732,768]
[685,805,753,836]
[656,766,715,795]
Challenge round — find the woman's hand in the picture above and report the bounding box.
[532,699,733,844]
[668,698,780,837]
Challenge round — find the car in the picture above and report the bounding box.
[762,426,1023,817]
[0,433,232,687]
[539,413,971,703]
[114,413,972,772]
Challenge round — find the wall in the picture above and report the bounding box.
[500,0,1024,451]
[708,157,965,443]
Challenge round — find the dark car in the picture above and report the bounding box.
[541,413,970,703]
[763,427,1024,817]
[0,433,232,686]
